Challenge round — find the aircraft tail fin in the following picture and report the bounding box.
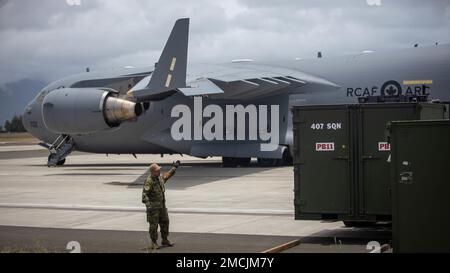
[128,18,189,101]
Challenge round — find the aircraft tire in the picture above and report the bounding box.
[282,149,293,166]
[237,157,251,167]
[57,158,66,166]
[48,153,66,167]
[222,157,238,168]
[257,158,281,167]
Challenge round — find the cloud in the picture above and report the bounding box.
[0,0,449,84]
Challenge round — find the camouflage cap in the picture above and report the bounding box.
[149,163,162,172]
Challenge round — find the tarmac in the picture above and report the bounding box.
[0,143,392,253]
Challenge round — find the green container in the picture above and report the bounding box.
[388,120,450,253]
[292,103,445,221]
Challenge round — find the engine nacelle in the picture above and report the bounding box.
[42,88,143,134]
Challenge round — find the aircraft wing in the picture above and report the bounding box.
[178,64,340,100]
[178,64,339,100]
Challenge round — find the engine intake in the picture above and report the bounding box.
[42,88,142,134]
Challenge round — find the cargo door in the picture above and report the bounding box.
[294,106,353,218]
[358,104,417,217]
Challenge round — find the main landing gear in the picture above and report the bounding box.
[222,149,293,167]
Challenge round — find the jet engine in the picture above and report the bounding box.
[42,88,143,134]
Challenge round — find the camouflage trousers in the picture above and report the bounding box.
[146,206,170,242]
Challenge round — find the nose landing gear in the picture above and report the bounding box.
[45,135,75,167]
[48,154,67,166]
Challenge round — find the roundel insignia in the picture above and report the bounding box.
[381,80,402,97]
[144,185,150,191]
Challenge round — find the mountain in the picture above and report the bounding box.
[0,79,47,127]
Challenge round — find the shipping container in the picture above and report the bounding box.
[292,103,445,223]
[388,120,450,253]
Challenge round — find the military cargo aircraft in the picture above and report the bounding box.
[22,18,450,167]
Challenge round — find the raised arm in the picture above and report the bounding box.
[162,161,180,183]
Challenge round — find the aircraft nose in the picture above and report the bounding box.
[22,102,34,133]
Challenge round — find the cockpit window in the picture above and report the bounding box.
[34,90,47,103]
[35,90,49,102]
[34,86,65,103]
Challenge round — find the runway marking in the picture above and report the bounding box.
[0,145,46,152]
[0,203,294,217]
[261,239,301,253]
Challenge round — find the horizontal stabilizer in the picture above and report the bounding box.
[178,78,224,96]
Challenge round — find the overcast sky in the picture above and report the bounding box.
[0,0,449,85]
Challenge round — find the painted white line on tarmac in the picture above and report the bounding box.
[0,145,46,152]
[0,203,294,216]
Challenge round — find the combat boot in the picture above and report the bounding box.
[150,241,160,250]
[161,239,174,247]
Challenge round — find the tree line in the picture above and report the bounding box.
[1,115,26,133]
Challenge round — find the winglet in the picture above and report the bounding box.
[128,18,189,101]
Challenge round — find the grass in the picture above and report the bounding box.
[0,132,38,144]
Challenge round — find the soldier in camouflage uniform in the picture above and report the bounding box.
[142,160,180,250]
